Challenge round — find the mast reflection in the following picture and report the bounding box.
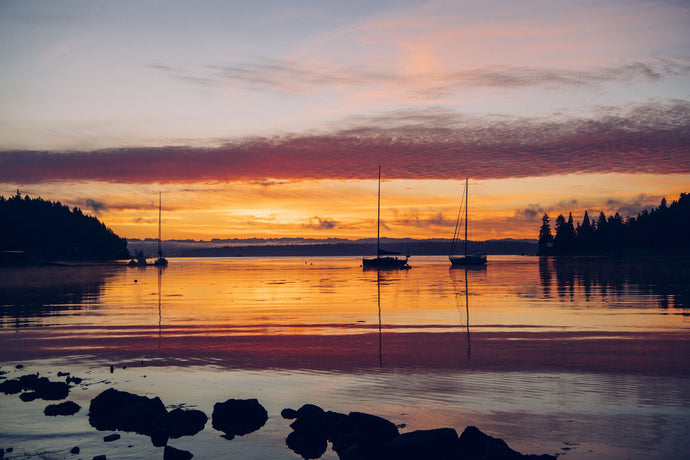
[157,266,163,349]
[450,265,484,361]
[377,270,382,368]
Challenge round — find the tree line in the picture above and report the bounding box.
[538,192,690,255]
[0,192,129,261]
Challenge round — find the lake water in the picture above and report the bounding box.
[0,256,688,459]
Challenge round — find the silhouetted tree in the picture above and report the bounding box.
[0,194,129,261]
[577,210,594,250]
[539,192,689,255]
[538,213,554,254]
[553,213,577,254]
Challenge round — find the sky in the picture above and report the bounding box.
[1,0,688,242]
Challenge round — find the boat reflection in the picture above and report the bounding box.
[157,266,163,349]
[450,268,476,362]
[377,270,382,368]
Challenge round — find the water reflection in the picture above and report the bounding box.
[1,256,689,460]
[157,267,163,349]
[1,257,688,374]
[0,266,116,327]
[449,268,473,362]
[539,257,690,310]
[377,270,382,368]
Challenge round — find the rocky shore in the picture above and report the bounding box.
[0,364,558,459]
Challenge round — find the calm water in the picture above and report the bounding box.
[0,256,688,459]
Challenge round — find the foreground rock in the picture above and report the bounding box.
[44,401,81,416]
[212,398,268,439]
[282,403,557,460]
[164,445,194,460]
[89,388,207,447]
[380,427,458,459]
[0,374,70,401]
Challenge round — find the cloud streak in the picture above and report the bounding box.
[155,56,690,97]
[304,216,338,230]
[1,100,688,184]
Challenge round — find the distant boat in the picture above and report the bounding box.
[153,192,168,267]
[128,250,148,267]
[449,178,487,266]
[362,166,410,270]
[128,192,168,267]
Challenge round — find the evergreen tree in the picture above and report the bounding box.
[537,192,689,255]
[538,214,554,254]
[577,210,594,250]
[0,194,129,261]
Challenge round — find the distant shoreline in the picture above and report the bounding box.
[127,238,538,258]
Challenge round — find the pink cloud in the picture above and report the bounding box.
[1,100,687,184]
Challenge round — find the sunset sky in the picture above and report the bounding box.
[1,0,688,241]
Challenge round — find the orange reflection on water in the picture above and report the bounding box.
[1,256,688,374]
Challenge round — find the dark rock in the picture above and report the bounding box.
[93,455,106,460]
[20,391,40,402]
[89,388,208,447]
[380,428,458,460]
[290,414,328,435]
[166,408,208,439]
[212,398,268,437]
[57,372,70,377]
[16,375,70,400]
[164,445,194,460]
[284,408,398,459]
[37,379,70,400]
[150,427,170,447]
[15,364,24,369]
[44,401,81,416]
[285,407,349,459]
[322,411,351,442]
[89,388,168,437]
[286,404,331,434]
[70,446,80,454]
[66,376,83,385]
[349,411,399,443]
[286,429,328,459]
[18,373,40,389]
[281,408,298,419]
[104,433,121,442]
[296,403,325,419]
[456,426,557,460]
[0,379,21,395]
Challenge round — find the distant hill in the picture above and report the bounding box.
[0,193,129,262]
[128,237,537,258]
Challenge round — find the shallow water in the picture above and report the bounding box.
[1,256,689,459]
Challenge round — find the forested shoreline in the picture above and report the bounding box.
[538,192,689,255]
[0,193,129,262]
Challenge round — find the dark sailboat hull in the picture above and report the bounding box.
[153,257,168,267]
[449,255,487,266]
[362,256,410,270]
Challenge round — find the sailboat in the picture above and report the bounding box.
[449,178,487,266]
[362,166,410,270]
[153,192,168,267]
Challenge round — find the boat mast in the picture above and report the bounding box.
[377,165,381,257]
[464,178,468,257]
[157,192,162,258]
